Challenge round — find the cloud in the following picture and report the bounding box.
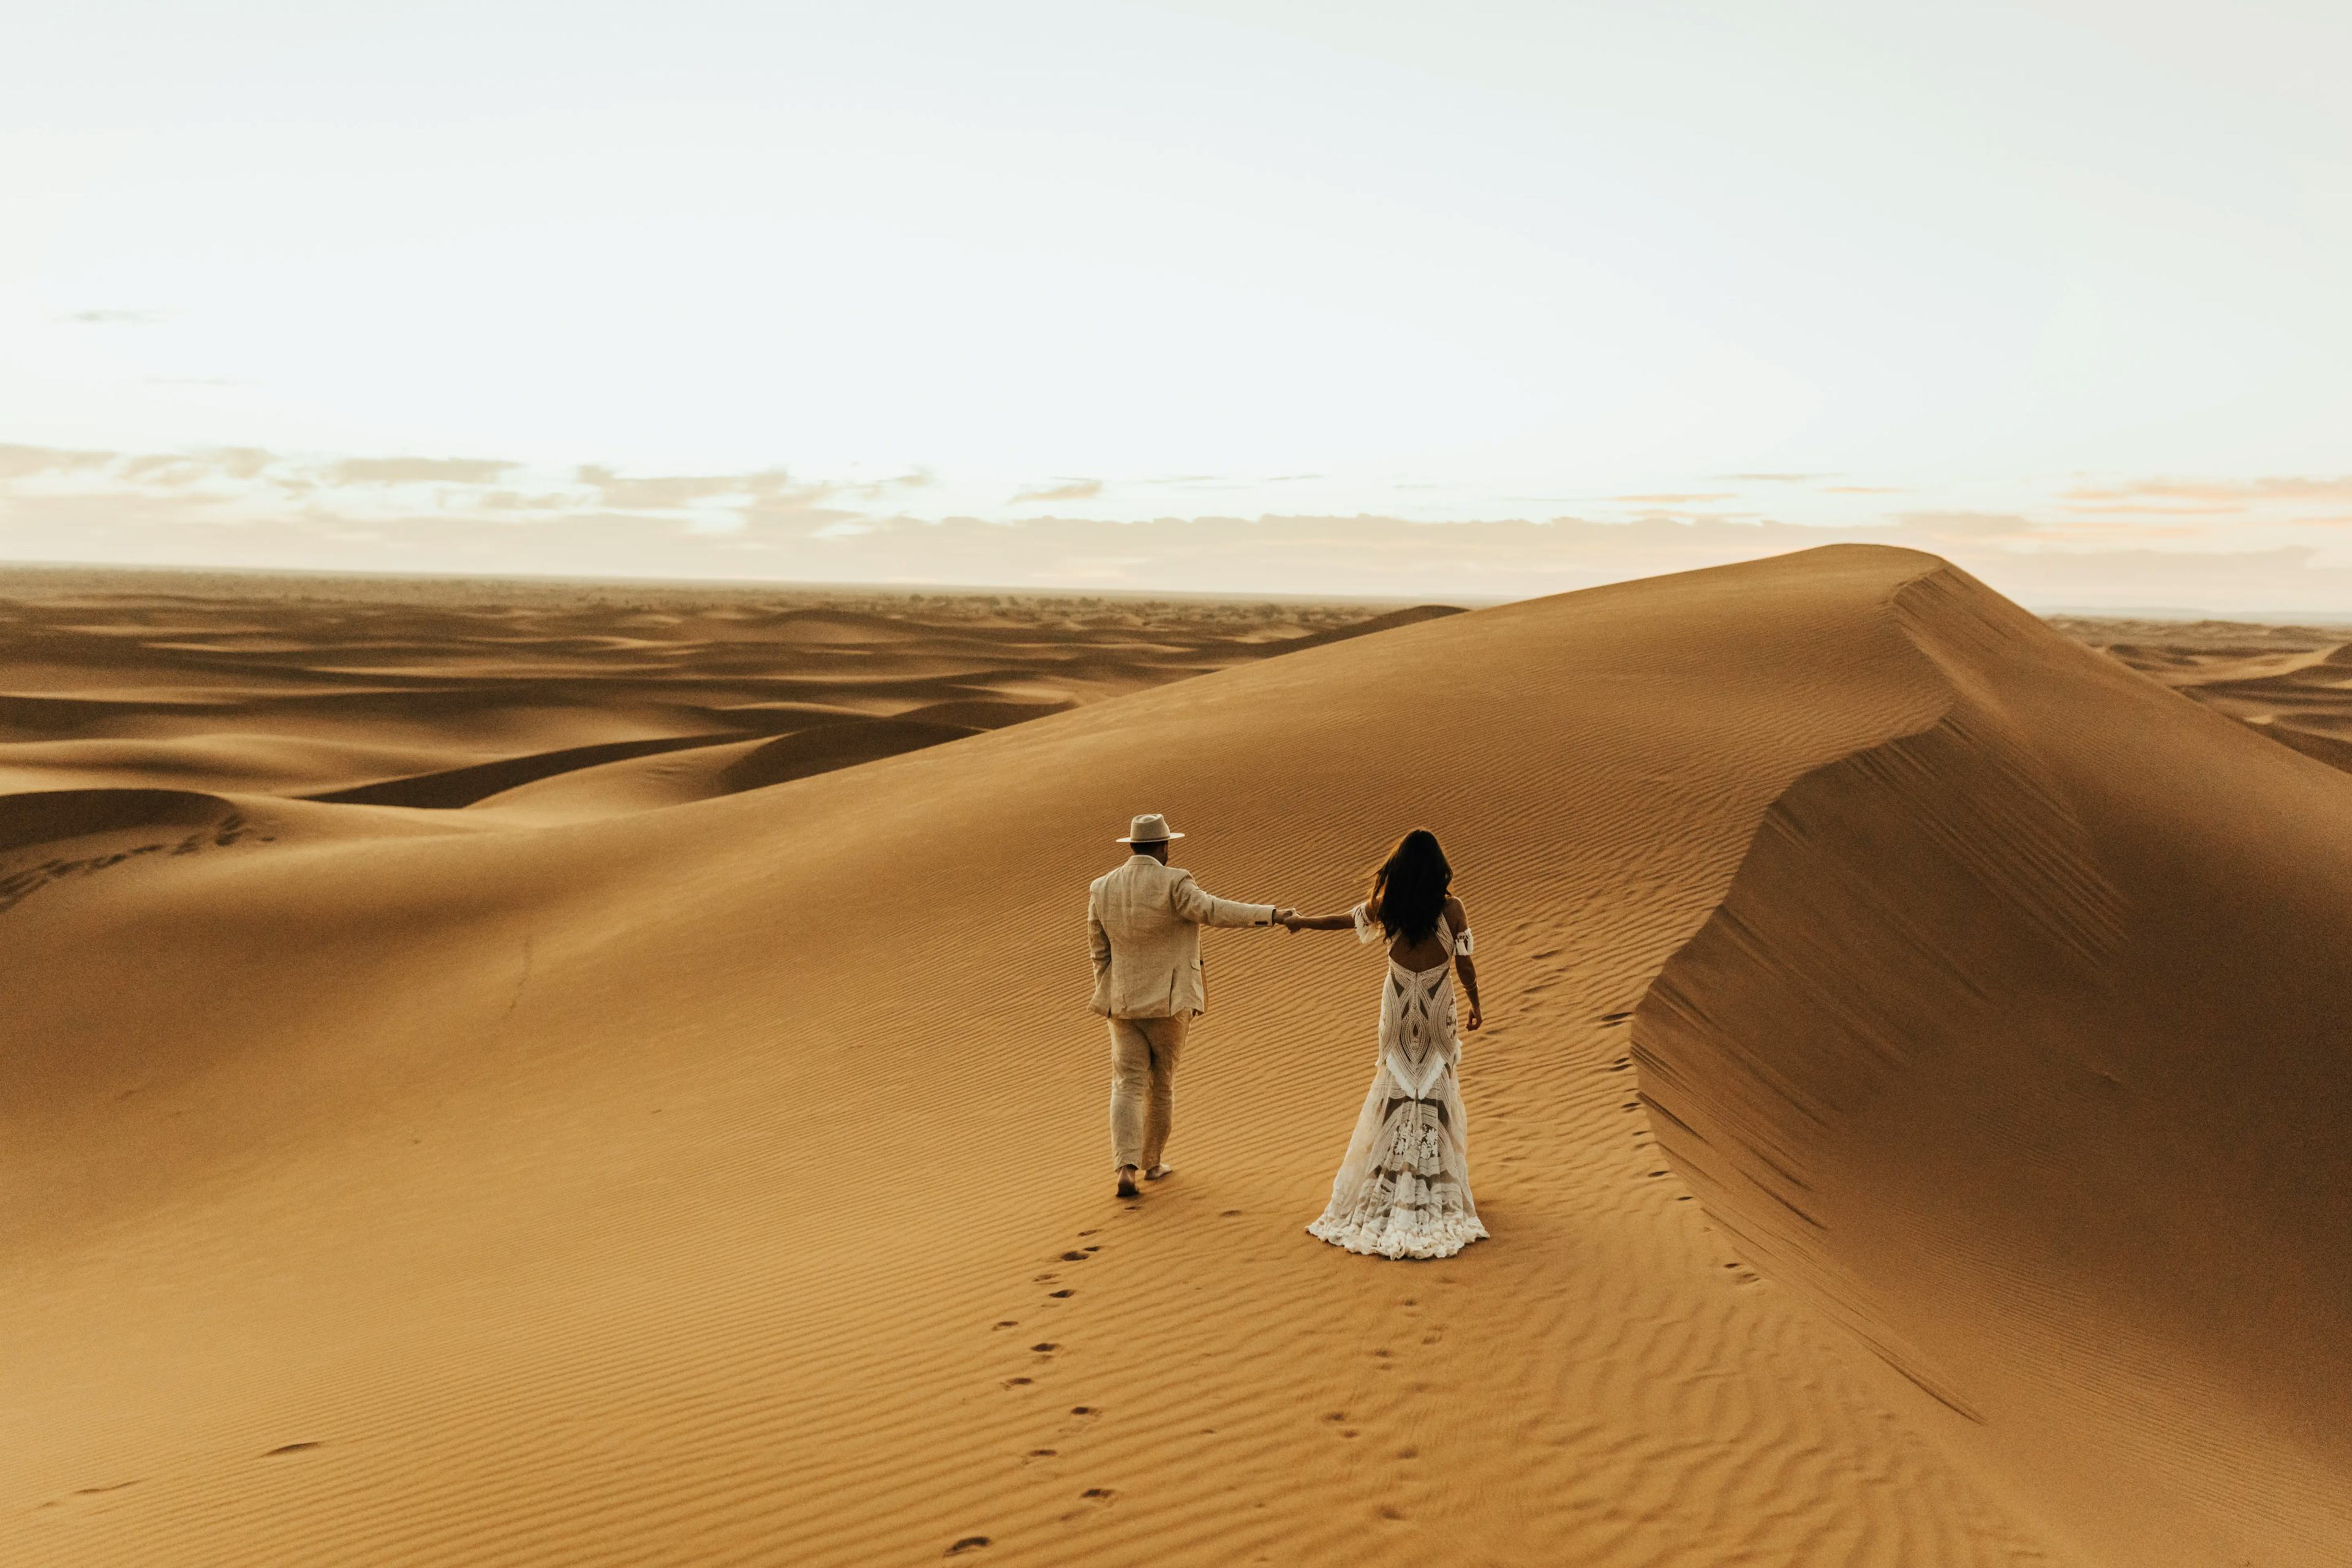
[573,466,826,510]
[1894,509,2207,546]
[55,309,171,326]
[330,456,519,486]
[118,453,225,488]
[0,445,279,490]
[1894,510,2045,541]
[1823,485,1905,495]
[0,443,116,480]
[1611,492,1738,505]
[1719,472,1834,483]
[839,469,935,500]
[15,443,2352,614]
[211,447,274,481]
[1012,479,1104,503]
[736,487,861,530]
[2061,477,2352,504]
[2059,502,2241,517]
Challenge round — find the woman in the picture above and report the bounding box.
[1281,829,1488,1259]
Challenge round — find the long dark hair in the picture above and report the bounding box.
[1367,829,1452,944]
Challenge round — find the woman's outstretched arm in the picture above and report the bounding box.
[1278,910,1357,931]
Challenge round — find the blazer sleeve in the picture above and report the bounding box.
[1087,888,1113,983]
[1170,871,1275,929]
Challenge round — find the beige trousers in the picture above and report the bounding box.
[1107,1013,1189,1170]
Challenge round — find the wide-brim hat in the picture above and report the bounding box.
[1117,812,1185,844]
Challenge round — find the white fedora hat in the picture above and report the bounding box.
[1117,812,1185,844]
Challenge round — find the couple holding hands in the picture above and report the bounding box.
[1085,813,1488,1261]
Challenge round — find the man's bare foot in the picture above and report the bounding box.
[1144,1164,1174,1182]
[1116,1166,1140,1198]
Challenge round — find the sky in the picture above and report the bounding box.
[4,0,2350,609]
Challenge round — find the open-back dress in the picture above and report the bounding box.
[1305,903,1488,1260]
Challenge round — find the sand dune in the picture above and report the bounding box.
[4,549,2343,1565]
[1642,573,2352,1564]
[0,567,1453,823]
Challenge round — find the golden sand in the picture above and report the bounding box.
[5,549,2344,1566]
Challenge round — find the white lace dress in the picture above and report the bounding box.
[1306,905,1488,1260]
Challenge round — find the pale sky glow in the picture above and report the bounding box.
[5,1,2350,607]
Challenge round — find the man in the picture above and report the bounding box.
[1087,813,1292,1199]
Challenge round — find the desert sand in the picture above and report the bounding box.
[4,548,2347,1566]
[2055,613,2352,777]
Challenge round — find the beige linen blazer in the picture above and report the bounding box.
[1087,854,1276,1018]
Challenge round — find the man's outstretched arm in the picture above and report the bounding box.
[1170,871,1282,929]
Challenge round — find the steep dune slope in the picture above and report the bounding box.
[7,546,2321,1565]
[1636,567,2352,1564]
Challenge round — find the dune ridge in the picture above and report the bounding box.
[4,547,2338,1564]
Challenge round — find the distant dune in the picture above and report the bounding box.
[2057,613,2352,775]
[3,551,2343,1566]
[0,571,1455,824]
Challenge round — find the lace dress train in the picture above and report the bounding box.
[1307,910,1488,1260]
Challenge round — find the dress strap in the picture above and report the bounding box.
[1436,910,1473,956]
